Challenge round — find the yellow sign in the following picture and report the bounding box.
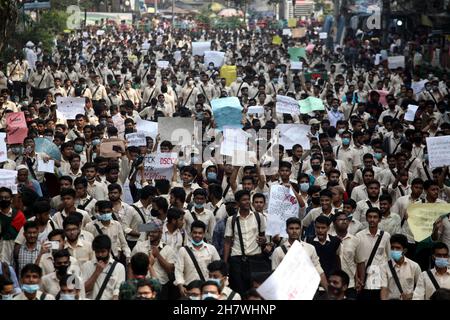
[220,65,237,87]
[407,203,450,242]
[288,18,297,28]
[272,35,282,45]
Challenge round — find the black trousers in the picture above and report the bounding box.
[228,254,270,295]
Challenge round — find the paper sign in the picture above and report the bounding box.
[388,56,405,69]
[211,97,242,131]
[290,61,303,70]
[277,124,311,150]
[136,118,158,139]
[142,42,150,50]
[266,185,300,238]
[6,112,28,145]
[0,133,7,162]
[126,132,147,147]
[404,104,419,122]
[56,97,85,120]
[282,29,292,36]
[374,54,382,65]
[319,32,328,39]
[411,80,427,95]
[247,105,264,115]
[192,41,211,56]
[156,60,169,69]
[426,136,450,168]
[257,240,320,300]
[299,97,325,113]
[276,95,300,115]
[220,128,248,156]
[292,28,306,38]
[96,30,105,36]
[407,203,450,241]
[82,32,89,38]
[306,44,315,53]
[37,159,55,173]
[231,150,257,167]
[272,36,282,45]
[0,169,18,194]
[204,51,225,67]
[143,153,177,180]
[288,47,306,62]
[158,118,194,145]
[174,51,182,62]
[99,138,126,158]
[220,65,237,86]
[288,18,297,28]
[112,113,125,138]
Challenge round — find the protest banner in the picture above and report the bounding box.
[247,105,264,115]
[299,97,325,113]
[143,153,177,180]
[192,41,211,56]
[426,136,450,168]
[231,150,257,167]
[319,32,328,39]
[257,240,320,300]
[56,97,85,120]
[37,159,55,173]
[112,113,125,138]
[220,65,237,86]
[411,80,427,95]
[126,132,147,147]
[404,104,419,122]
[211,97,242,131]
[407,203,450,241]
[272,36,282,45]
[276,95,300,115]
[204,51,225,67]
[266,185,300,238]
[156,60,169,69]
[288,47,306,61]
[158,118,194,145]
[0,133,7,162]
[290,61,303,70]
[0,169,18,194]
[220,128,248,156]
[136,118,158,139]
[6,112,28,145]
[282,29,292,36]
[388,56,405,69]
[99,138,126,158]
[292,28,306,38]
[277,124,311,150]
[287,18,297,28]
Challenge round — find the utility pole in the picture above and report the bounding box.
[171,0,174,28]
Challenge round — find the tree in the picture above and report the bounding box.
[0,0,20,52]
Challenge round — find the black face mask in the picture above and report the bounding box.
[311,197,320,205]
[120,111,127,116]
[96,255,109,263]
[124,128,134,135]
[55,265,69,276]
[311,164,321,171]
[150,209,160,217]
[226,207,237,216]
[0,200,11,209]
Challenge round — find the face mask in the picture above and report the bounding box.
[337,128,345,135]
[11,146,23,155]
[100,120,107,126]
[1,294,13,300]
[60,293,76,300]
[194,203,204,209]
[98,213,113,221]
[189,296,200,301]
[191,239,204,247]
[208,278,222,287]
[207,172,217,181]
[253,81,259,86]
[120,110,127,116]
[96,255,109,263]
[74,145,84,153]
[0,200,11,209]
[435,257,449,268]
[202,293,219,300]
[189,80,194,86]
[208,66,214,70]
[390,250,403,262]
[311,164,321,171]
[299,182,309,192]
[92,139,101,146]
[342,138,351,146]
[311,197,320,205]
[22,284,40,294]
[55,265,69,275]
[374,152,383,161]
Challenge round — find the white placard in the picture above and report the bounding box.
[174,51,182,63]
[276,95,300,115]
[404,104,419,122]
[411,80,427,95]
[426,136,450,168]
[112,113,125,138]
[204,51,225,68]
[231,150,257,167]
[126,132,147,147]
[136,118,158,139]
[257,240,320,300]
[247,105,265,115]
[266,185,299,238]
[82,32,89,38]
[37,159,55,173]
[0,133,7,162]
[277,124,311,150]
[388,55,405,69]
[374,54,382,65]
[142,42,150,50]
[192,41,211,56]
[220,128,248,156]
[0,169,18,194]
[96,30,105,36]
[56,97,85,120]
[319,32,328,39]
[158,118,195,145]
[143,152,177,180]
[282,29,292,36]
[156,60,169,69]
[290,61,303,70]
